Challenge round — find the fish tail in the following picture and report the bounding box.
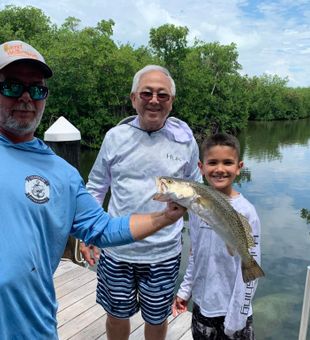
[241,258,265,283]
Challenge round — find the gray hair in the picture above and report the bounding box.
[131,65,176,96]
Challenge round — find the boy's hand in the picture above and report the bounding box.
[172,295,188,316]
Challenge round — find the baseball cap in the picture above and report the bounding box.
[0,40,53,78]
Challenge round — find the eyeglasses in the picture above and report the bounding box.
[0,81,48,101]
[139,91,171,102]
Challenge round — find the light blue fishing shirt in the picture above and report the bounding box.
[87,116,202,263]
[0,134,133,339]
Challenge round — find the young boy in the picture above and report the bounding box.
[172,133,261,339]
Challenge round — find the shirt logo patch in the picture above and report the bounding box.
[25,175,50,204]
[166,153,183,162]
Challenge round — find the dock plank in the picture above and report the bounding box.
[54,260,78,278]
[68,315,107,340]
[179,329,194,340]
[56,270,96,299]
[58,304,105,339]
[166,312,193,339]
[55,265,91,288]
[55,260,192,339]
[57,279,97,312]
[57,293,99,327]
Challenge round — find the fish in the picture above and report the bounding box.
[153,176,265,283]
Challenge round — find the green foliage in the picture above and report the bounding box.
[0,5,53,42]
[149,24,189,67]
[1,5,309,148]
[247,74,309,121]
[174,42,248,136]
[44,20,154,144]
[96,19,115,37]
[44,22,120,144]
[61,17,81,32]
[301,209,310,224]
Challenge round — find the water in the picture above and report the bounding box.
[238,119,310,340]
[80,118,310,340]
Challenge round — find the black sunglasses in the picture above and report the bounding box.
[0,81,48,101]
[139,91,171,102]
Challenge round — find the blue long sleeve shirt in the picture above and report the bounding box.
[0,135,133,339]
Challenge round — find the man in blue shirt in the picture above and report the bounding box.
[0,40,185,339]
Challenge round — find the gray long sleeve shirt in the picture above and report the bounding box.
[86,116,202,263]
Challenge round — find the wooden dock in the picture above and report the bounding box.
[54,260,193,339]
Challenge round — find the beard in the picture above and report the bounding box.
[0,102,44,135]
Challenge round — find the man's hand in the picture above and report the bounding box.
[164,202,187,223]
[79,242,100,266]
[172,295,188,317]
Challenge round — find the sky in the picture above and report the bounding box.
[1,0,310,87]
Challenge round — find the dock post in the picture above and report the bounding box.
[299,266,310,340]
[44,116,82,264]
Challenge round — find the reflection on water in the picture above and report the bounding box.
[80,118,310,340]
[239,118,310,162]
[238,118,310,340]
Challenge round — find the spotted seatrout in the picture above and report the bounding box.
[153,176,264,283]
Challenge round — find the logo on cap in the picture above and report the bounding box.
[4,42,40,60]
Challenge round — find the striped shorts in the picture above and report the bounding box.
[96,251,181,325]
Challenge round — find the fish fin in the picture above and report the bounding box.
[196,196,202,204]
[241,258,265,283]
[237,213,255,248]
[196,195,209,206]
[226,245,236,256]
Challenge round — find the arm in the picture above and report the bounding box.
[224,210,261,336]
[173,212,200,316]
[172,250,193,316]
[79,204,185,266]
[71,182,186,248]
[129,202,185,240]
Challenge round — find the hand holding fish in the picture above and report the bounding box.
[164,201,187,223]
[124,201,186,242]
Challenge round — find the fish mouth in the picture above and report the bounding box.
[160,179,168,193]
[155,177,168,192]
[153,177,169,201]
